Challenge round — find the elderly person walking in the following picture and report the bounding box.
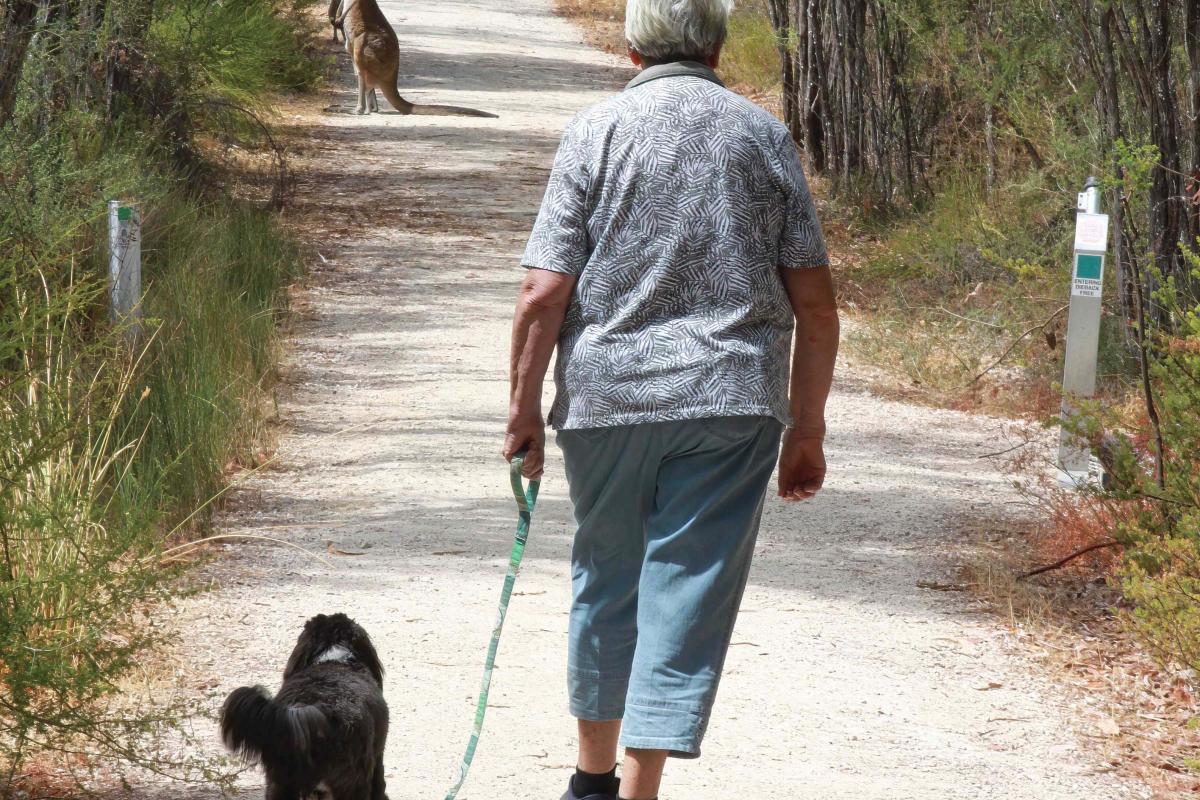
[504,1,839,798]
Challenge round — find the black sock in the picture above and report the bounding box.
[572,765,619,797]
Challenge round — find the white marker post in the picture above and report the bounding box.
[1057,178,1109,488]
[108,200,143,343]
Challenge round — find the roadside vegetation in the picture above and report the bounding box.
[758,0,1200,714]
[0,0,323,788]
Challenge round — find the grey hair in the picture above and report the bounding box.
[625,0,734,62]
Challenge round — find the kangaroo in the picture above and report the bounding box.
[342,0,497,118]
[329,0,346,42]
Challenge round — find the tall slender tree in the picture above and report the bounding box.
[0,1,40,129]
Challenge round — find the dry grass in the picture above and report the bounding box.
[554,0,625,54]
[955,492,1200,798]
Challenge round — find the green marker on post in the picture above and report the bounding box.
[1075,254,1103,280]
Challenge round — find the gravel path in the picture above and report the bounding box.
[135,2,1147,798]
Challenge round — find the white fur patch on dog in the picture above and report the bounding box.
[314,644,353,665]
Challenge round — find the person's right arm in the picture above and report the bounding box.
[505,113,589,477]
[504,268,577,479]
[778,263,839,501]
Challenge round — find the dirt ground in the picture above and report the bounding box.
[127,1,1154,797]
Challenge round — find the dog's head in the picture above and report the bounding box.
[284,613,384,687]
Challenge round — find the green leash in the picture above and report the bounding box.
[444,452,540,800]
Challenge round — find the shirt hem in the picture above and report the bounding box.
[521,260,582,276]
[550,405,792,431]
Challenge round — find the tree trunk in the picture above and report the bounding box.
[1147,0,1184,325]
[1100,7,1137,348]
[806,0,830,172]
[768,0,802,143]
[1185,0,1200,242]
[0,0,40,129]
[771,0,927,206]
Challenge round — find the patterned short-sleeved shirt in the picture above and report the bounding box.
[522,61,828,431]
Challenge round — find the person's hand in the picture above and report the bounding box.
[777,429,826,501]
[503,410,546,479]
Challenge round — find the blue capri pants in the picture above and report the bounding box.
[556,415,783,758]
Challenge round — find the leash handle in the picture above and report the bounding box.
[509,450,541,516]
[443,450,540,800]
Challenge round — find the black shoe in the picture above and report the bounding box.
[560,777,617,800]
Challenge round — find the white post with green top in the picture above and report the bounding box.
[107,200,142,342]
[1057,178,1108,487]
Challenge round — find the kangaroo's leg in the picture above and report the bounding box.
[356,74,369,115]
[369,88,379,113]
[328,0,343,41]
[335,0,358,30]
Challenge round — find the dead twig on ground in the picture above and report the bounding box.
[977,440,1037,459]
[1017,539,1121,581]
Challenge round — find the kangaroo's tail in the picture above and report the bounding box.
[219,686,328,768]
[408,103,497,118]
[379,81,496,118]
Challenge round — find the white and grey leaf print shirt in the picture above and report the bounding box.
[522,61,829,431]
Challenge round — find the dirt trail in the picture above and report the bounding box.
[137,1,1147,798]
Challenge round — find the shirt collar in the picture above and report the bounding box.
[625,60,726,92]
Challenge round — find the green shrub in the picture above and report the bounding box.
[128,199,301,521]
[152,0,326,107]
[1107,255,1200,674]
[0,0,314,782]
[0,125,302,777]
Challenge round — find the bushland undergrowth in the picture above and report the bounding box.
[757,0,1200,762]
[0,0,322,786]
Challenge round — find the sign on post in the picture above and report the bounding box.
[1057,178,1108,487]
[108,200,143,343]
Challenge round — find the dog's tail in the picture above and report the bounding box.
[220,686,328,767]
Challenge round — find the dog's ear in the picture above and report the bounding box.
[283,619,320,679]
[352,626,385,687]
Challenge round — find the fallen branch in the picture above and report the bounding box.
[970,304,1068,385]
[976,440,1036,459]
[1017,539,1121,581]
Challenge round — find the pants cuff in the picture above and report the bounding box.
[618,701,707,759]
[569,671,629,721]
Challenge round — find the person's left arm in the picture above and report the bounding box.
[769,125,838,502]
[504,269,577,479]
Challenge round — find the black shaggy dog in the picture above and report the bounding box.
[220,613,389,800]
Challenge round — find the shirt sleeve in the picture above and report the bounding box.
[521,116,591,275]
[772,129,830,270]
